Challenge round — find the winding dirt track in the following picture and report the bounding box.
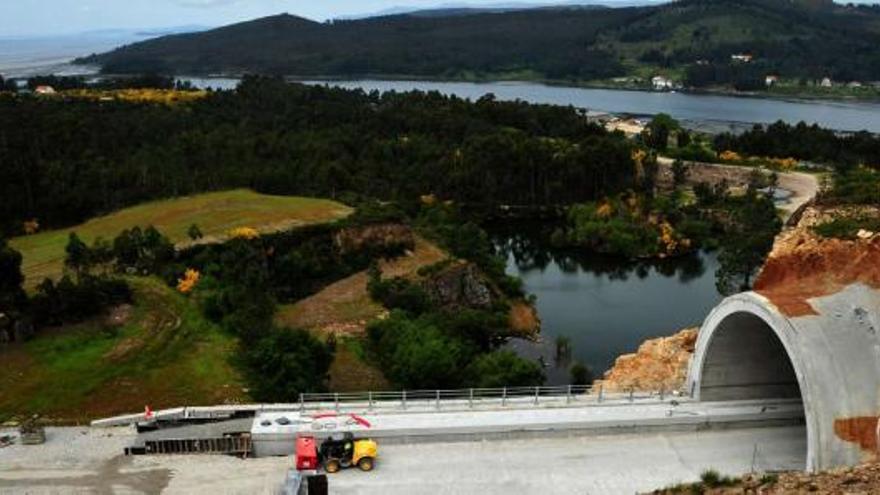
[657,157,821,222]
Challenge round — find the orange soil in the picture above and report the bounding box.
[754,231,880,317]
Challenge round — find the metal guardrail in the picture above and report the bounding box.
[92,386,689,427]
[298,385,687,413]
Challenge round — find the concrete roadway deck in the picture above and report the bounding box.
[0,424,807,494]
[326,425,808,495]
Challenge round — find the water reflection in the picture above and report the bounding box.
[487,221,722,385]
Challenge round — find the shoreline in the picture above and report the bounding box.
[76,66,880,105]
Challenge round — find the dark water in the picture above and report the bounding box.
[301,80,880,133]
[177,77,880,133]
[488,223,723,385]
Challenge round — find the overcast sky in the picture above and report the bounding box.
[1,0,878,37]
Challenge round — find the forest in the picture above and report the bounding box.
[0,76,636,237]
[714,121,880,169]
[79,0,880,87]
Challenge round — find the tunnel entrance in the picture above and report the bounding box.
[699,311,802,402]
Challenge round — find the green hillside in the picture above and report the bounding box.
[80,0,880,86]
[10,190,352,287]
[0,277,247,423]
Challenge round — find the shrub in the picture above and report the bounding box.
[367,274,432,315]
[814,216,880,240]
[30,275,132,326]
[243,328,334,402]
[570,362,593,386]
[367,312,471,389]
[464,351,545,388]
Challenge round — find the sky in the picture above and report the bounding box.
[1,0,878,38]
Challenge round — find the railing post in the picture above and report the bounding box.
[368,391,374,411]
[629,388,634,403]
[436,390,440,410]
[598,384,604,403]
[502,387,507,407]
[660,386,665,401]
[469,388,474,409]
[334,393,339,412]
[299,393,304,413]
[534,386,540,405]
[566,385,572,404]
[402,390,407,410]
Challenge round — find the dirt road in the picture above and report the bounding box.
[656,157,821,222]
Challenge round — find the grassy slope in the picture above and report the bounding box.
[276,236,448,392]
[0,277,247,423]
[10,189,352,288]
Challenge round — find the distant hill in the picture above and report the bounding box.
[79,0,880,85]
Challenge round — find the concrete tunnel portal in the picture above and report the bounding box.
[696,311,802,402]
[688,284,880,472]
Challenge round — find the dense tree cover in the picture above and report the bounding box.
[0,77,636,237]
[465,351,545,389]
[714,121,880,168]
[365,205,546,389]
[80,1,880,86]
[23,74,185,91]
[367,310,544,390]
[693,177,782,295]
[30,275,132,326]
[242,329,334,402]
[81,10,638,80]
[0,239,28,322]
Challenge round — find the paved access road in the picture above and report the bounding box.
[0,425,806,494]
[326,426,807,495]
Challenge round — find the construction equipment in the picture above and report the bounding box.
[295,432,377,474]
[318,432,377,473]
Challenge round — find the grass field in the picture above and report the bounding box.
[0,277,248,423]
[10,189,352,287]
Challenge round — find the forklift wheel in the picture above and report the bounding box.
[324,459,341,474]
[357,457,375,472]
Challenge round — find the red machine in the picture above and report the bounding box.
[295,436,319,471]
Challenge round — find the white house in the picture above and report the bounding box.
[651,76,673,90]
[730,53,753,63]
[34,85,56,95]
[765,75,779,87]
[820,77,833,88]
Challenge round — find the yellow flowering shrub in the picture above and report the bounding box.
[228,227,260,240]
[719,150,742,162]
[177,269,200,294]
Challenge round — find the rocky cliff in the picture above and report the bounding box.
[594,328,697,393]
[334,223,415,255]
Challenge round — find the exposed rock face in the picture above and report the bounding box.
[420,261,496,310]
[595,328,698,392]
[333,223,415,255]
[754,206,880,317]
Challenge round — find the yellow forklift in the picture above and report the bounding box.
[317,432,378,473]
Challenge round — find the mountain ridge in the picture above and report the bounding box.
[78,0,880,85]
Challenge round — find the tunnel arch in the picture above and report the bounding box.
[689,293,816,471]
[689,285,880,472]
